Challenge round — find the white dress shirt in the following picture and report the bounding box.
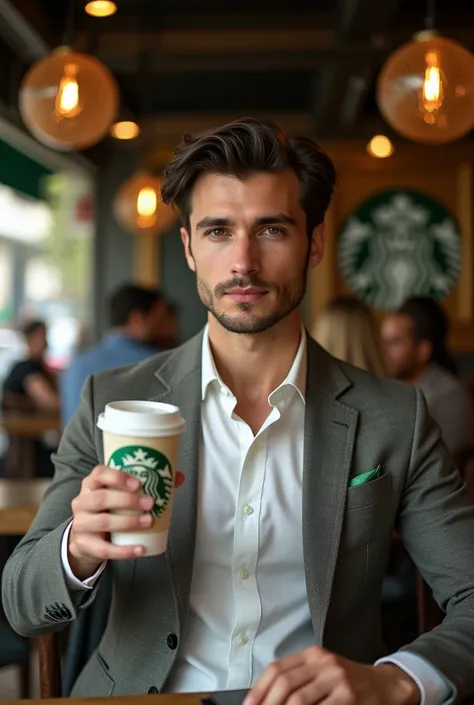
[61,326,451,704]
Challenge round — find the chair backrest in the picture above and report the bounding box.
[38,634,62,698]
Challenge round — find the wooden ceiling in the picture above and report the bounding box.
[0,0,472,152]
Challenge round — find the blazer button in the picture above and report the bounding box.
[166,634,178,650]
[147,686,158,694]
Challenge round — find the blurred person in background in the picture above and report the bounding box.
[381,296,474,457]
[311,296,387,376]
[61,284,170,425]
[159,300,180,349]
[2,320,59,413]
[2,320,59,477]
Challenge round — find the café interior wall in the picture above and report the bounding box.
[306,138,474,359]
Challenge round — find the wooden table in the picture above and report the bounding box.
[0,413,60,438]
[16,693,208,705]
[0,478,50,535]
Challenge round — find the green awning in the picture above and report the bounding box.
[0,138,54,199]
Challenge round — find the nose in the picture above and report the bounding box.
[231,236,260,277]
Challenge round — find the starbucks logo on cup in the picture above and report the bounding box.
[107,445,173,518]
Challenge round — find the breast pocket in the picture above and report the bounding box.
[346,473,391,511]
[341,474,392,551]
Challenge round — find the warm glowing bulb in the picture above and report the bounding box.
[85,1,117,17]
[137,187,157,221]
[421,51,444,114]
[367,135,394,158]
[55,63,81,118]
[111,121,140,140]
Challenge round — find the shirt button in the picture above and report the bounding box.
[240,569,249,580]
[243,504,254,516]
[238,635,249,646]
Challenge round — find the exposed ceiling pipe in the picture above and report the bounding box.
[0,0,49,61]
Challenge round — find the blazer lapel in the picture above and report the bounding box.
[141,332,203,634]
[303,337,359,644]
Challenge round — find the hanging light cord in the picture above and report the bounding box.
[425,0,436,30]
[62,0,75,47]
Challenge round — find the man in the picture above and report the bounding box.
[61,284,169,425]
[381,296,474,457]
[3,119,474,704]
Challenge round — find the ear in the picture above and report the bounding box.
[308,222,326,271]
[181,227,196,272]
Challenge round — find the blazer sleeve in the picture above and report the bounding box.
[1,376,102,637]
[396,388,474,701]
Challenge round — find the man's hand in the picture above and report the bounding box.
[246,647,420,705]
[68,465,184,581]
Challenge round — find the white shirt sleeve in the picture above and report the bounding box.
[376,651,455,705]
[60,521,106,591]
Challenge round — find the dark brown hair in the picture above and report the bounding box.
[161,117,336,236]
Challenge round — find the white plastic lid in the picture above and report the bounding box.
[97,400,185,438]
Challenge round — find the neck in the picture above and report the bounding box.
[207,311,302,404]
[403,364,429,386]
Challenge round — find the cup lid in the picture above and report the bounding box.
[97,400,186,438]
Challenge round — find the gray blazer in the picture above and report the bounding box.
[3,332,474,700]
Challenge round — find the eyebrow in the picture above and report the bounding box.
[195,213,297,230]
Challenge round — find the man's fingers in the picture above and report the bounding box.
[175,471,185,488]
[82,466,141,492]
[73,510,154,535]
[248,659,305,705]
[74,488,154,513]
[72,534,146,562]
[256,666,316,705]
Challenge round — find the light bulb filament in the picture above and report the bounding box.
[421,51,444,114]
[55,63,81,119]
[137,187,157,218]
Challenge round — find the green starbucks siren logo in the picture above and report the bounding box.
[338,189,461,311]
[108,445,173,518]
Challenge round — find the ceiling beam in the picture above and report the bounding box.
[138,112,316,150]
[0,0,49,60]
[77,28,336,56]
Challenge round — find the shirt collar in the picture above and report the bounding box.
[201,324,307,405]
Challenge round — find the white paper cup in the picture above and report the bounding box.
[97,401,185,556]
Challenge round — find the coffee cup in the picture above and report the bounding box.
[97,400,185,556]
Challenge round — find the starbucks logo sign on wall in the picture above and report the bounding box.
[108,445,173,518]
[338,189,461,311]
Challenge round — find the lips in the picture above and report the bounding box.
[226,288,267,303]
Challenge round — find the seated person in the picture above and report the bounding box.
[382,296,474,458]
[61,284,169,426]
[2,320,59,477]
[311,296,387,376]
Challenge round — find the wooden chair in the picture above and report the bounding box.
[38,634,62,698]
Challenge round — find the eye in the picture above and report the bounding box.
[205,228,227,239]
[261,226,285,237]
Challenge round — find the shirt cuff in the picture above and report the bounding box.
[60,521,106,591]
[376,651,455,705]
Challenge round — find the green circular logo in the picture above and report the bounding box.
[338,189,461,311]
[107,445,173,518]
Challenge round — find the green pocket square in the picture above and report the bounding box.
[349,465,381,488]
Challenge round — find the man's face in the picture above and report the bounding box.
[180,170,324,335]
[381,314,422,380]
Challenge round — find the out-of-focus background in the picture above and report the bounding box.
[1,0,474,698]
